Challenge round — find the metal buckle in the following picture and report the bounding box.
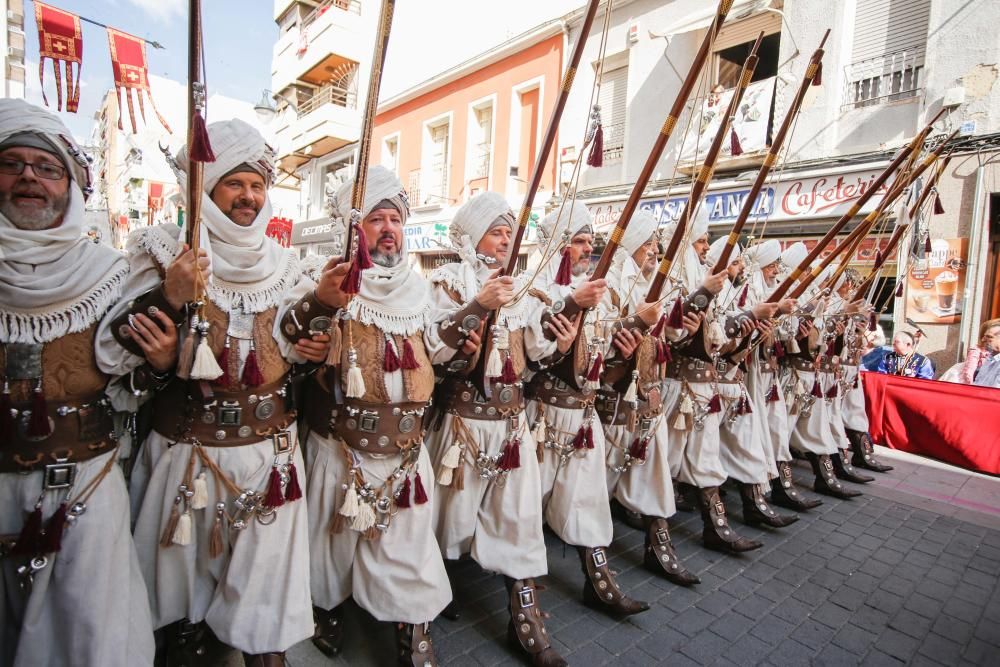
[655,527,669,545]
[272,430,292,454]
[518,587,536,608]
[639,418,653,435]
[358,412,379,433]
[591,548,607,568]
[43,461,77,490]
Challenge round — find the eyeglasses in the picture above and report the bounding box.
[0,157,67,181]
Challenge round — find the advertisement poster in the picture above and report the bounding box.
[905,238,968,325]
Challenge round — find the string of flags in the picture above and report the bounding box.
[34,1,170,134]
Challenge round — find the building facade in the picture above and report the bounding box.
[557,0,1000,370]
[2,0,26,99]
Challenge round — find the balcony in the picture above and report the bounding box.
[274,82,360,171]
[271,0,367,94]
[843,50,924,109]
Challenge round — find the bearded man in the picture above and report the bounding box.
[0,99,154,666]
[97,119,313,666]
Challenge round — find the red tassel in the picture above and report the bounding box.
[396,476,411,509]
[572,425,587,450]
[353,224,374,270]
[340,259,363,294]
[554,247,573,286]
[284,463,302,502]
[265,467,285,508]
[707,394,722,413]
[730,128,744,156]
[586,123,604,167]
[895,282,904,298]
[810,378,824,398]
[868,312,877,331]
[215,342,231,387]
[825,383,838,399]
[41,502,68,553]
[587,353,603,382]
[656,340,668,364]
[628,437,647,462]
[738,284,748,307]
[500,355,518,384]
[651,315,666,338]
[413,472,428,505]
[826,341,837,357]
[0,386,14,442]
[400,338,420,370]
[584,424,595,449]
[875,250,883,266]
[11,505,44,556]
[190,111,216,162]
[924,235,932,253]
[27,386,51,438]
[766,384,780,402]
[507,438,521,469]
[662,342,673,363]
[812,61,823,86]
[667,297,684,329]
[241,346,264,388]
[774,341,786,359]
[384,339,401,372]
[933,192,944,215]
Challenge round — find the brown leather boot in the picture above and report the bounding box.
[611,498,646,531]
[165,619,227,667]
[698,487,763,553]
[311,605,344,657]
[241,653,284,667]
[832,450,875,483]
[643,517,700,586]
[769,460,822,511]
[674,481,695,511]
[847,429,893,472]
[506,578,567,667]
[396,622,437,666]
[578,546,650,617]
[808,453,862,499]
[740,482,799,528]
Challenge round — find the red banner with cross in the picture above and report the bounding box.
[34,1,83,112]
[106,27,171,134]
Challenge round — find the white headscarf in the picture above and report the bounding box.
[745,239,782,304]
[534,201,594,296]
[607,209,658,310]
[662,203,710,294]
[780,241,808,278]
[334,165,430,336]
[706,236,741,269]
[132,118,297,313]
[0,99,128,343]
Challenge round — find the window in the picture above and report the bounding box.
[470,102,493,182]
[382,134,399,174]
[713,9,782,88]
[846,0,930,108]
[597,64,627,165]
[421,118,450,206]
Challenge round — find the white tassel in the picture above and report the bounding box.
[623,371,638,406]
[441,443,462,469]
[673,412,688,430]
[532,418,546,444]
[788,337,800,354]
[485,346,503,378]
[189,337,223,381]
[339,484,359,518]
[438,467,454,486]
[345,363,366,399]
[350,502,376,532]
[708,320,727,348]
[172,511,192,546]
[191,472,209,510]
[679,394,694,414]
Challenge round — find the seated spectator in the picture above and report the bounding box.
[874,330,934,379]
[859,324,887,371]
[940,318,1000,384]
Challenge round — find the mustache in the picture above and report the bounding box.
[378,232,396,242]
[11,184,48,199]
[231,198,259,212]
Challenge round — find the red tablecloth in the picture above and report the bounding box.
[862,372,1000,475]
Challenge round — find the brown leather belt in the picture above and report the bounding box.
[788,356,839,374]
[445,378,524,421]
[595,386,664,426]
[0,392,115,474]
[152,378,295,447]
[668,356,719,383]
[526,373,594,410]
[332,400,427,454]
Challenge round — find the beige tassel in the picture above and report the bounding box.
[450,461,465,490]
[438,466,454,487]
[345,346,366,398]
[190,336,224,381]
[623,371,638,406]
[788,337,800,354]
[160,499,181,548]
[191,472,209,510]
[485,346,503,378]
[339,484,359,518]
[679,394,694,414]
[172,511,192,546]
[532,418,546,444]
[208,506,224,558]
[673,412,688,430]
[351,502,376,532]
[175,321,198,380]
[441,443,462,468]
[708,320,727,348]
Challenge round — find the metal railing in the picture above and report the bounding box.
[297,82,358,115]
[844,50,924,109]
[302,0,361,31]
[602,121,625,164]
[472,142,491,180]
[408,169,421,210]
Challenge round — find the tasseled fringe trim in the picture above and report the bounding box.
[347,297,431,338]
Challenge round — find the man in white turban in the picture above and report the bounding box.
[523,202,651,617]
[282,165,456,664]
[595,210,700,587]
[97,119,313,666]
[423,191,573,666]
[0,99,154,666]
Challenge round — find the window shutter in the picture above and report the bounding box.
[714,10,781,52]
[598,64,628,163]
[851,0,930,64]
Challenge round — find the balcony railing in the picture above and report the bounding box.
[407,169,421,210]
[297,82,358,116]
[472,142,491,180]
[302,0,361,31]
[844,50,924,109]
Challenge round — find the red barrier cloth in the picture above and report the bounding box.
[862,372,1000,475]
[34,2,83,112]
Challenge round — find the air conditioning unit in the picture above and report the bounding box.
[6,10,24,23]
[7,46,24,59]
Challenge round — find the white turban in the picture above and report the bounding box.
[745,239,781,270]
[0,98,91,191]
[335,164,409,225]
[537,201,593,248]
[174,118,274,194]
[449,191,513,250]
[619,209,659,256]
[706,236,741,268]
[781,241,808,272]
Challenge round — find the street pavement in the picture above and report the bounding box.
[273,445,1000,666]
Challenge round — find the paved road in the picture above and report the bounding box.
[266,449,999,666]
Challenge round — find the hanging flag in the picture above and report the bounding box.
[34,2,83,112]
[106,27,171,134]
[266,217,293,247]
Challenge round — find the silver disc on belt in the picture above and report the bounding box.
[377,435,390,447]
[254,400,276,420]
[498,387,514,404]
[201,411,216,424]
[398,414,417,433]
[238,425,253,438]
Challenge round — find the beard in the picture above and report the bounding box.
[0,187,69,230]
[571,259,589,277]
[372,249,403,268]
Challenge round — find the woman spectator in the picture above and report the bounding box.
[940,318,1000,384]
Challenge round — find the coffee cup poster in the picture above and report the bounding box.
[905,238,968,324]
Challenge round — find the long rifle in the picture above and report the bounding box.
[340,0,396,290]
[643,30,763,304]
[710,30,830,274]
